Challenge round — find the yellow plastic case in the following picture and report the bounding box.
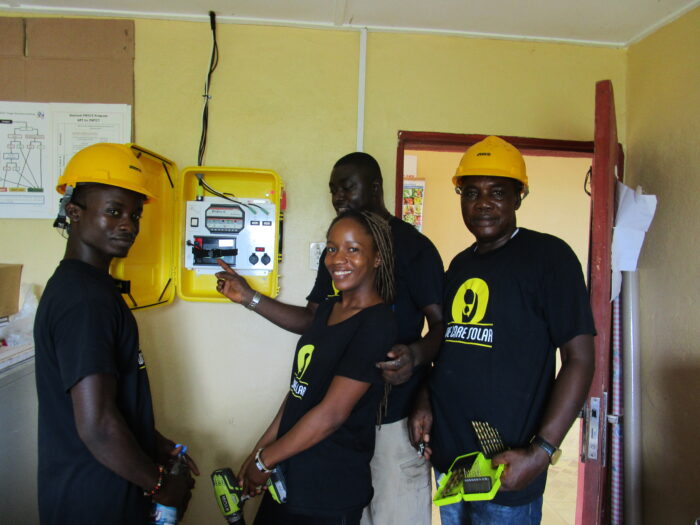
[433,452,505,505]
[110,145,283,310]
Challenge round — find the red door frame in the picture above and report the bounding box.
[394,91,623,523]
[576,79,624,525]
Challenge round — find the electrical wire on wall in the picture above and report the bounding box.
[198,11,219,166]
[194,173,269,215]
[192,14,268,216]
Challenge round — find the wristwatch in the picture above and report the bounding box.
[254,448,273,473]
[531,435,562,465]
[246,291,262,311]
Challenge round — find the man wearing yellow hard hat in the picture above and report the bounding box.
[410,136,595,524]
[34,143,197,524]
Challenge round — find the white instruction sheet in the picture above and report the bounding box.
[0,102,131,219]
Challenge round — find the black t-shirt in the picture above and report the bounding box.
[429,228,596,506]
[307,217,443,423]
[277,298,397,516]
[34,259,156,525]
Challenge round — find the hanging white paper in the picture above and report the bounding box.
[611,181,657,300]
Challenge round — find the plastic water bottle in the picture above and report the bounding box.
[151,444,188,525]
[151,503,178,525]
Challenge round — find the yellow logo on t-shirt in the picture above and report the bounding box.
[291,344,315,399]
[296,344,315,379]
[327,281,340,298]
[445,278,494,349]
[451,278,489,324]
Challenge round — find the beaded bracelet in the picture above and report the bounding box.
[143,464,165,497]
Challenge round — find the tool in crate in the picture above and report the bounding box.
[433,421,507,505]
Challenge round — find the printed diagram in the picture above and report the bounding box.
[1,118,47,205]
[0,102,131,218]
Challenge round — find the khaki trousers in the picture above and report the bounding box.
[360,418,432,525]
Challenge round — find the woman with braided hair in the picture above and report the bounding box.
[239,210,397,525]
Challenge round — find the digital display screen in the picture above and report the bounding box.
[205,204,244,233]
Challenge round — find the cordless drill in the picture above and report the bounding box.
[211,468,247,524]
[211,465,288,523]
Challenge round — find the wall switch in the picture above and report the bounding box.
[309,242,326,271]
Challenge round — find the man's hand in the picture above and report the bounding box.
[376,344,416,385]
[155,432,201,476]
[152,433,199,518]
[408,391,433,460]
[376,304,443,386]
[215,259,255,305]
[491,445,550,492]
[155,432,176,465]
[153,468,196,518]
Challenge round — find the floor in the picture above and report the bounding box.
[430,426,579,524]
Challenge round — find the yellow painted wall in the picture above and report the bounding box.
[0,16,628,523]
[627,6,700,523]
[365,32,626,191]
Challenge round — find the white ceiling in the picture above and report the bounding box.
[2,0,699,47]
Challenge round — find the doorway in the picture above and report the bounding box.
[401,149,592,271]
[397,133,594,525]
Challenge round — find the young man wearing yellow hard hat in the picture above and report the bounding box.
[34,143,198,524]
[410,136,595,524]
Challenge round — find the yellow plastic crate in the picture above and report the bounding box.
[434,452,505,505]
[110,145,283,310]
[177,166,283,303]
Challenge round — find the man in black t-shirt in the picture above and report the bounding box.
[217,152,444,525]
[34,143,197,524]
[410,136,595,525]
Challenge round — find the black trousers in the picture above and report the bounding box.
[253,492,363,525]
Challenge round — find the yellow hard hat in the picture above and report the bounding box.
[56,143,156,201]
[453,136,528,195]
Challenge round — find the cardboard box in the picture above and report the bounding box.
[0,18,24,57]
[0,58,26,100]
[25,18,134,59]
[25,58,133,104]
[0,17,134,104]
[0,264,23,318]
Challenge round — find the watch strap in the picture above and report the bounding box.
[254,448,273,473]
[531,435,559,462]
[246,291,262,311]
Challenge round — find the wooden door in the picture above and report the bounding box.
[395,82,623,521]
[576,79,624,524]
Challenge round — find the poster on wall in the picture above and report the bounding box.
[402,178,426,232]
[0,101,131,219]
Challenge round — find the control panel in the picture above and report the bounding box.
[184,197,277,275]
